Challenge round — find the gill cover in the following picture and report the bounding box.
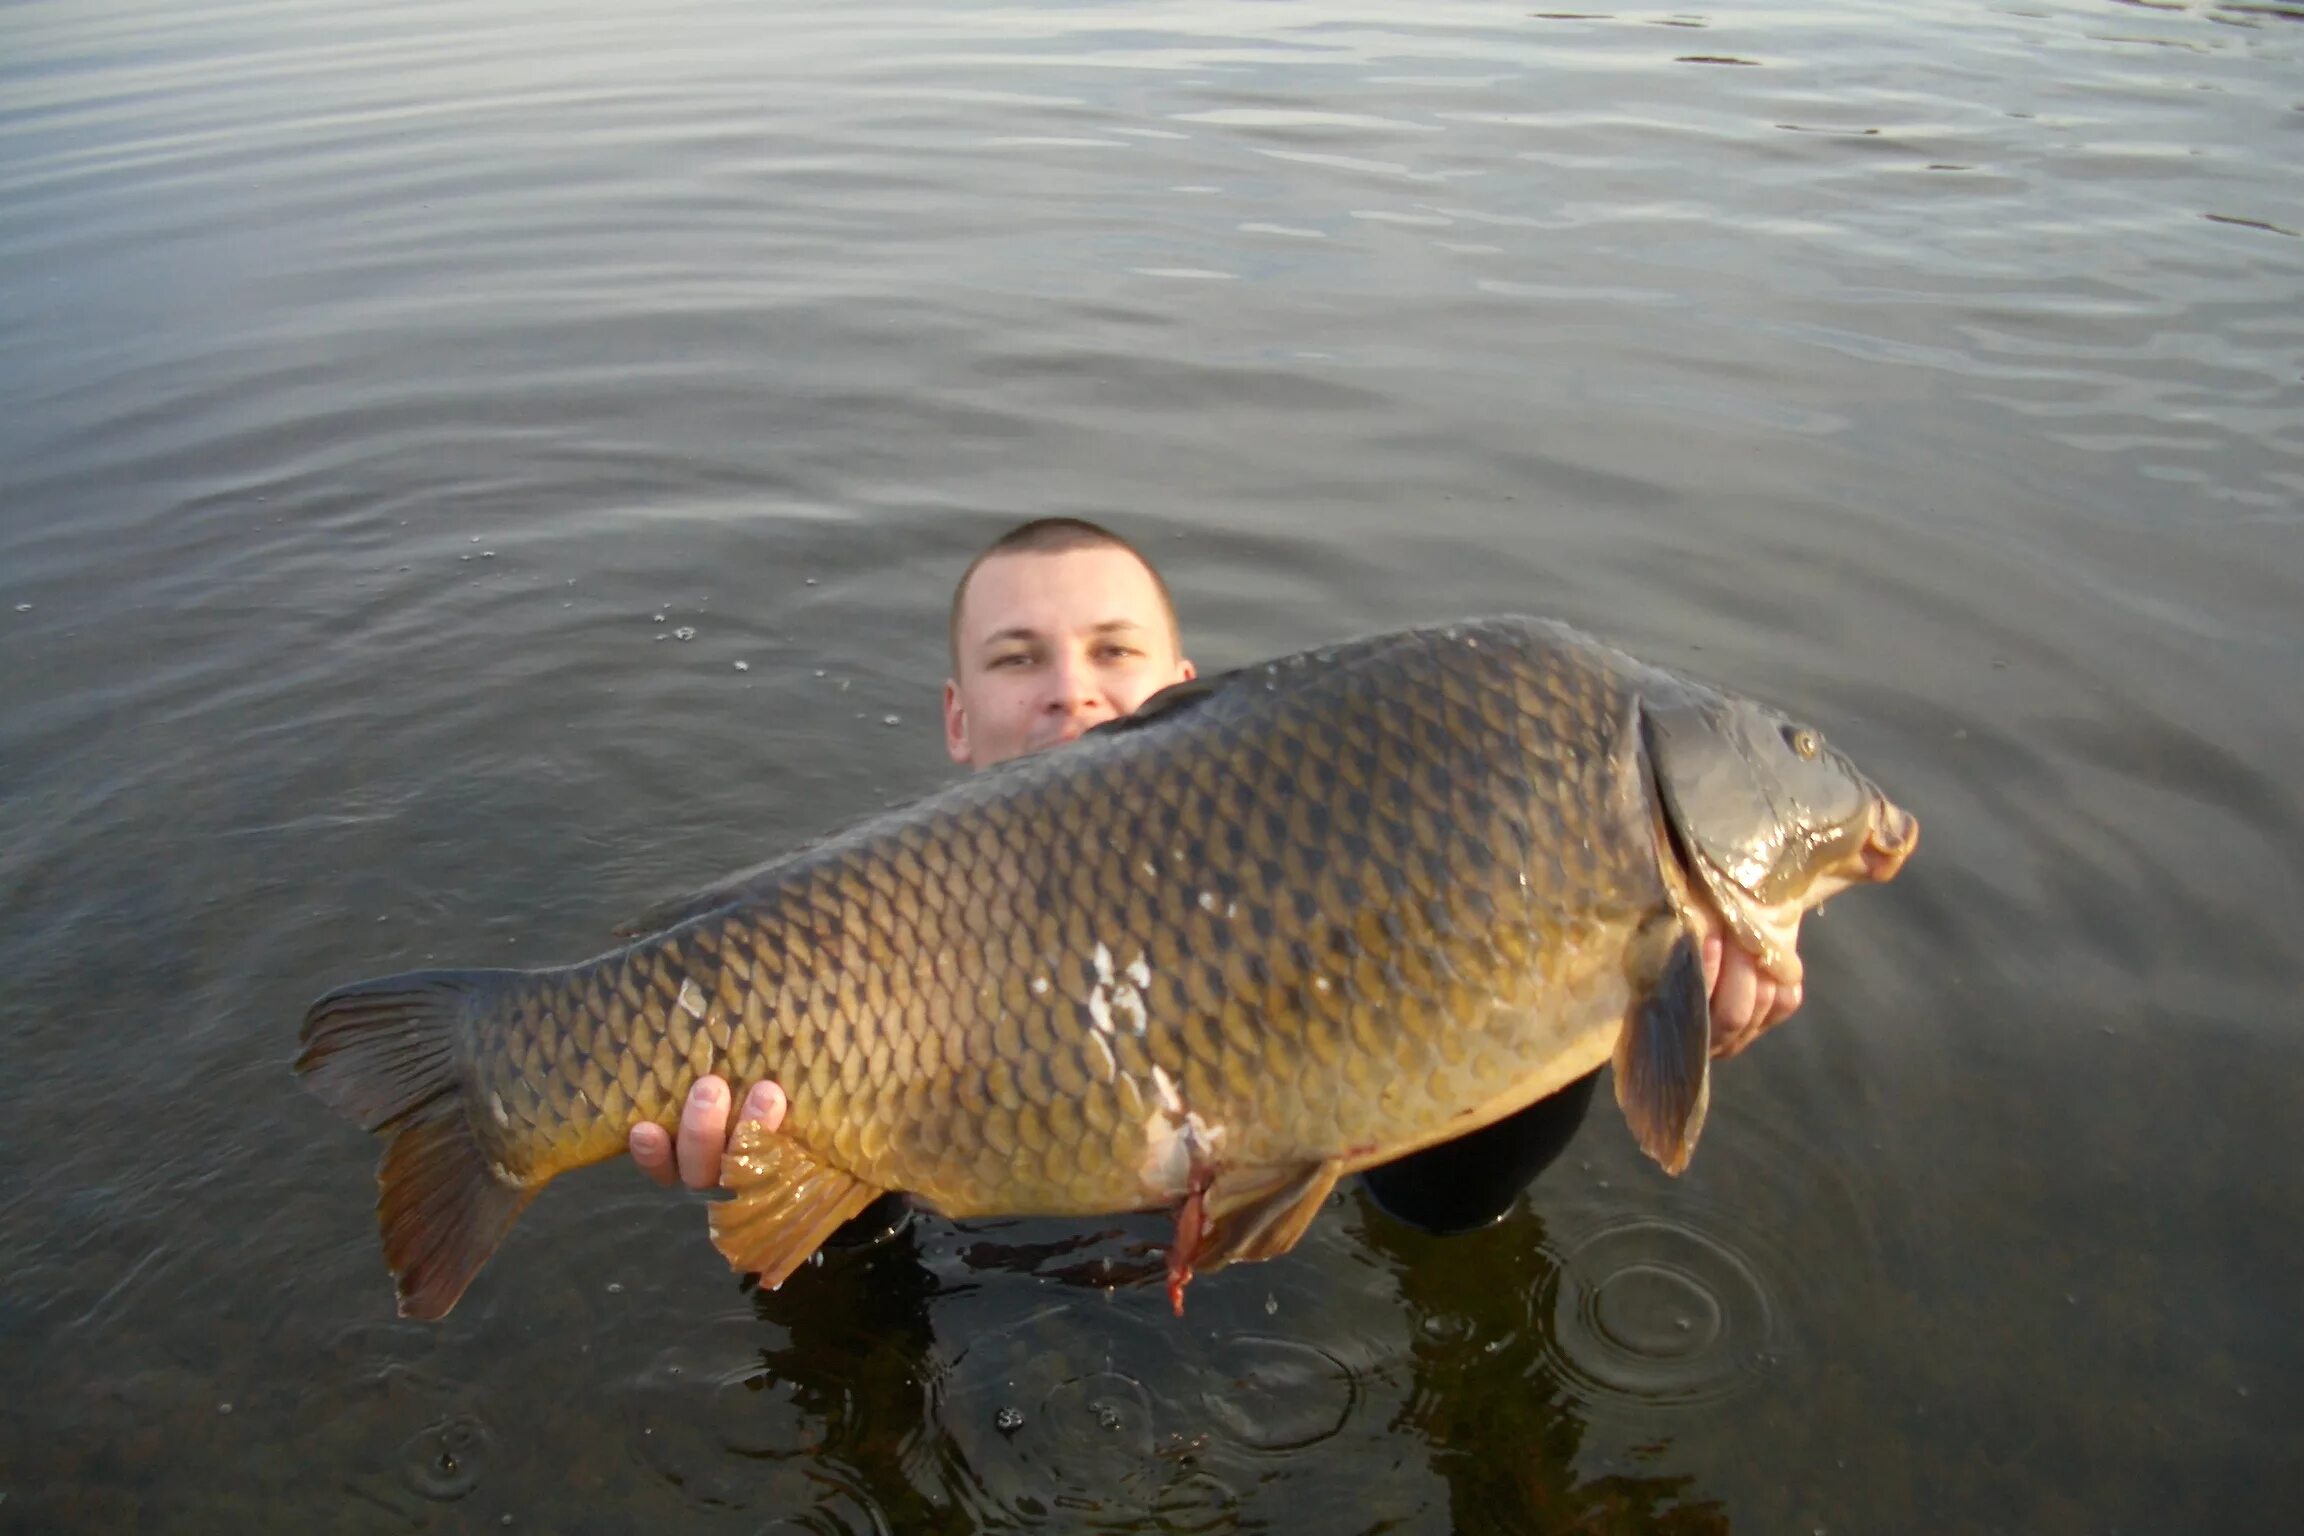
[1639,678,1877,977]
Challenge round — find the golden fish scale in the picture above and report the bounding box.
[470,619,1673,1214]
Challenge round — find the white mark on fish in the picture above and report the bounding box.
[1084,940,1150,1036]
[1088,1030,1118,1083]
[1031,974,1050,997]
[1151,1064,1184,1116]
[1197,890,1217,913]
[1140,860,1158,880]
[1225,900,1237,919]
[677,978,707,1019]
[1313,975,1333,995]
[488,1158,522,1187]
[1138,1102,1229,1197]
[489,1091,510,1128]
[1112,980,1147,1035]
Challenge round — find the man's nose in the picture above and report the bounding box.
[1043,653,1108,714]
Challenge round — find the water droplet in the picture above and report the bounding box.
[995,1406,1025,1433]
[672,627,696,641]
[814,669,827,678]
[460,554,472,562]
[402,1414,491,1501]
[217,1401,232,1414]
[606,1281,624,1294]
[470,535,482,543]
[734,661,750,672]
[14,603,30,613]
[1266,1294,1279,1315]
[882,714,901,726]
[481,551,495,559]
[805,576,819,586]
[652,613,667,623]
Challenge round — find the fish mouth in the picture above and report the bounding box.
[1861,799,1919,884]
[1659,793,1919,993]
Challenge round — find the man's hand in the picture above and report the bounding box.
[1702,934,1801,1060]
[629,1076,786,1189]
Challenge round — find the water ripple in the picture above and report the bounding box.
[1534,1216,1782,1410]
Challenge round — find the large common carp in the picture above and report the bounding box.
[297,616,1916,1321]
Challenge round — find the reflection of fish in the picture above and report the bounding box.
[297,616,1917,1320]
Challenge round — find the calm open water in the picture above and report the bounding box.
[3,0,2300,1531]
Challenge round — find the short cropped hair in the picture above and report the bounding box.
[946,517,1180,675]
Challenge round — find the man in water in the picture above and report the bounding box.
[629,518,1801,1233]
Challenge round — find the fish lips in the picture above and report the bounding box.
[1861,799,1920,883]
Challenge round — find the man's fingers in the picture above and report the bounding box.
[629,1121,677,1187]
[1708,945,1758,1047]
[676,1075,733,1191]
[1700,933,1724,996]
[736,1079,788,1135]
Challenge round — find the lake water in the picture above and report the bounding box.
[3,0,2300,1531]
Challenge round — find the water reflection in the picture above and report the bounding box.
[1367,1208,1733,1536]
[648,1177,1745,1532]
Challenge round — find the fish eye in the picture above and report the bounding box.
[1782,725,1821,760]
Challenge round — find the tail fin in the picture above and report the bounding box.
[296,971,535,1320]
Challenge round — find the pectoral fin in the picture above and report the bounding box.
[1611,920,1712,1175]
[709,1121,882,1290]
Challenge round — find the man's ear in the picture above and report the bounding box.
[942,678,972,766]
[1177,657,1197,683]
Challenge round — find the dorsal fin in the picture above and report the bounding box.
[1086,673,1229,739]
[612,861,783,938]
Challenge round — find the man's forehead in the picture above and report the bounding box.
[957,546,1170,642]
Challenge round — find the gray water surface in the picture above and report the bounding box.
[4,1,2301,1531]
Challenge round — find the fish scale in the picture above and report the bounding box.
[297,615,1916,1320]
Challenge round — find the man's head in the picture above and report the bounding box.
[943,517,1195,769]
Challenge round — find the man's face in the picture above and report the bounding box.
[944,545,1195,768]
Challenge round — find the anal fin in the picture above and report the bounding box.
[709,1120,882,1291]
[1166,1158,1342,1314]
[1612,919,1713,1175]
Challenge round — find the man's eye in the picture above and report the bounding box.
[989,653,1030,669]
[1096,645,1141,662]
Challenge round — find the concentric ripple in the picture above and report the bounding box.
[399,1411,491,1501]
[1200,1336,1359,1452]
[621,1326,843,1510]
[1535,1216,1783,1409]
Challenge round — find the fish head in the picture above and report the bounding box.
[1642,683,1918,985]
